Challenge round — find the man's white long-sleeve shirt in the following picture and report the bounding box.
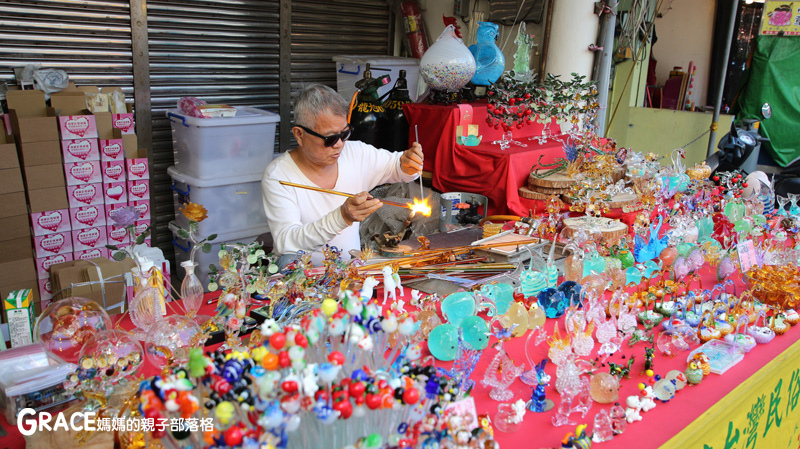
[262,140,417,264]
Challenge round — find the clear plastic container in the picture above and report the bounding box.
[168,165,267,237]
[0,343,77,422]
[167,106,280,180]
[333,55,421,102]
[169,221,269,290]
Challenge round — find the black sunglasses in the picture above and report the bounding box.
[295,124,352,147]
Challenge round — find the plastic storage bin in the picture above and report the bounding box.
[170,221,268,290]
[333,55,421,102]
[168,166,267,237]
[167,106,279,180]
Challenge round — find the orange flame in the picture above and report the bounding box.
[408,197,432,217]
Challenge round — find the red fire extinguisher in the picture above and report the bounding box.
[400,1,428,59]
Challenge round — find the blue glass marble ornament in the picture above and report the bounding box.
[468,22,505,86]
[537,288,567,318]
[460,315,490,350]
[429,323,459,361]
[441,291,476,327]
[557,281,582,309]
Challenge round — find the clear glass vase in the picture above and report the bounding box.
[180,261,203,318]
[129,268,165,340]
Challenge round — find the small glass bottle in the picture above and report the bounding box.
[129,265,164,340]
[180,261,203,318]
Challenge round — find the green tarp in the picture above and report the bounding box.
[736,36,800,167]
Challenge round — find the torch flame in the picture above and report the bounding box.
[408,197,432,217]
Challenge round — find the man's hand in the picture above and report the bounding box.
[400,142,424,175]
[341,192,382,225]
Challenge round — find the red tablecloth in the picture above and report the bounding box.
[5,276,800,448]
[404,102,565,216]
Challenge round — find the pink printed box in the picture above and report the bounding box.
[33,231,73,258]
[112,113,135,134]
[62,138,99,163]
[104,182,127,205]
[126,158,149,180]
[58,114,98,140]
[72,226,108,252]
[127,180,149,201]
[133,220,150,239]
[67,183,104,208]
[30,209,71,236]
[130,200,150,220]
[36,253,73,280]
[75,247,110,261]
[39,279,54,302]
[107,224,130,246]
[69,205,106,230]
[102,161,126,183]
[99,138,124,162]
[64,160,102,186]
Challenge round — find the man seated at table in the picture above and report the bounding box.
[262,84,424,267]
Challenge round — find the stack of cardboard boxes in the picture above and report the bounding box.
[1,85,152,344]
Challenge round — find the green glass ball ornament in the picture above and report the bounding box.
[428,323,459,361]
[441,291,476,327]
[460,316,490,350]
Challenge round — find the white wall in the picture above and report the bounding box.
[652,0,717,108]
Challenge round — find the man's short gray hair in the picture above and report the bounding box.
[293,84,349,128]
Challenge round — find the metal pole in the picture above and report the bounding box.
[596,4,617,137]
[707,0,739,157]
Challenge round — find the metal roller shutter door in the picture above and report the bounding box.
[146,0,281,262]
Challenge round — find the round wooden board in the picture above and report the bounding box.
[527,184,571,194]
[561,192,639,209]
[529,170,575,189]
[611,166,626,182]
[519,186,562,201]
[562,216,628,243]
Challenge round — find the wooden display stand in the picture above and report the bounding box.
[562,216,628,244]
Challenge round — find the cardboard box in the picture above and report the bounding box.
[74,247,109,261]
[127,180,149,201]
[112,113,135,135]
[69,205,106,230]
[0,168,24,194]
[0,133,19,170]
[105,203,127,224]
[49,257,135,314]
[17,140,62,167]
[0,192,28,218]
[94,112,115,140]
[103,182,127,205]
[50,89,88,116]
[0,259,36,287]
[122,134,139,159]
[64,160,102,186]
[67,183,103,207]
[130,200,150,220]
[58,114,98,140]
[126,158,149,180]
[22,164,66,190]
[3,289,35,348]
[38,279,53,301]
[36,253,73,280]
[6,90,59,143]
[62,138,99,163]
[30,209,71,236]
[0,214,31,242]
[101,160,126,183]
[99,137,124,162]
[0,238,33,263]
[28,187,69,214]
[32,231,73,258]
[107,224,130,246]
[133,220,150,238]
[71,226,107,252]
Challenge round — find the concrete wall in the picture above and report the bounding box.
[652,0,717,109]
